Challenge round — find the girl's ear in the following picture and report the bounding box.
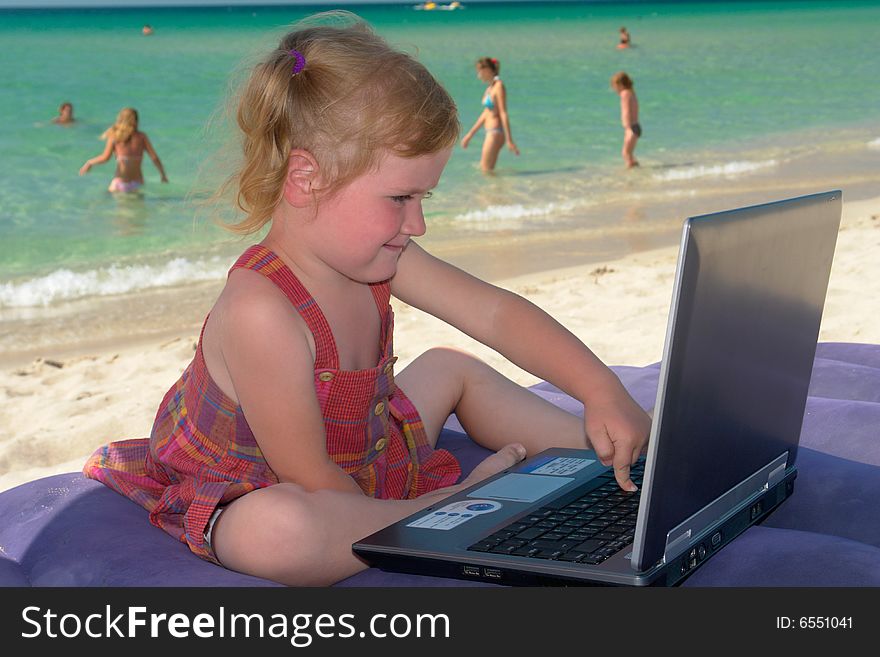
[282,149,320,208]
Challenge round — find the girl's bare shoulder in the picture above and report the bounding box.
[221,267,289,314]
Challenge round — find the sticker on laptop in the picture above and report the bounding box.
[467,473,574,503]
[520,456,595,477]
[406,499,502,530]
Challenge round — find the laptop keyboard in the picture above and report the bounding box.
[467,461,645,565]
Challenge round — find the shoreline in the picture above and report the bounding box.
[4,175,879,369]
[4,122,879,321]
[1,194,877,493]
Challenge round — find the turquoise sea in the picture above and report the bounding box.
[1,1,879,321]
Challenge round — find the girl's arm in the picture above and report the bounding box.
[495,84,520,155]
[392,243,650,490]
[142,134,169,182]
[393,243,616,404]
[212,272,365,496]
[79,138,114,175]
[460,112,486,149]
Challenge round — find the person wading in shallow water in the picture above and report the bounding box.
[79,107,168,193]
[460,57,520,172]
[611,71,641,168]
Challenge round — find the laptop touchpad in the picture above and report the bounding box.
[467,473,574,503]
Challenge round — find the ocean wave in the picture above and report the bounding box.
[652,159,778,182]
[0,257,228,308]
[454,201,577,222]
[868,138,880,149]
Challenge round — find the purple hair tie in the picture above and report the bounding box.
[288,49,306,76]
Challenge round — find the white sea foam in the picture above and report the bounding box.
[0,257,228,308]
[652,159,778,182]
[454,201,577,222]
[868,138,880,149]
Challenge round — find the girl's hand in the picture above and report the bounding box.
[161,174,169,183]
[507,140,520,156]
[461,134,472,149]
[583,390,651,492]
[79,162,91,176]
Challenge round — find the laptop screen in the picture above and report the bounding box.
[633,192,842,571]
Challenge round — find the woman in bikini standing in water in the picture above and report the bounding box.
[460,57,519,172]
[79,107,168,193]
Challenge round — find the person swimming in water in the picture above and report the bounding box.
[79,107,168,193]
[617,26,631,49]
[460,57,519,172]
[52,102,75,125]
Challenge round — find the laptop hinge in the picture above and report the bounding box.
[767,459,786,488]
[662,451,789,564]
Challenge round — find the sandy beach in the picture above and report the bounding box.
[0,194,877,494]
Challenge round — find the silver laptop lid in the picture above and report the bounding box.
[631,191,842,572]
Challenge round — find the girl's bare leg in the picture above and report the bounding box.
[212,349,576,586]
[212,445,525,586]
[396,347,587,455]
[480,131,504,172]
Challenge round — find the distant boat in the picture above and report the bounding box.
[414,1,464,10]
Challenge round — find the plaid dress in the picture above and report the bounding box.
[83,245,461,563]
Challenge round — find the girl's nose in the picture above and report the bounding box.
[403,202,427,237]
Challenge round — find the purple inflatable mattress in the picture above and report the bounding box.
[1,343,878,587]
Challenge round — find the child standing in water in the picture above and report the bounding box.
[84,14,650,586]
[79,107,168,192]
[611,71,641,168]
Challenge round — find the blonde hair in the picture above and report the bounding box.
[101,107,139,144]
[610,71,634,90]
[220,12,460,235]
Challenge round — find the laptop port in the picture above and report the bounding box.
[462,565,480,577]
[750,500,764,520]
[483,568,502,579]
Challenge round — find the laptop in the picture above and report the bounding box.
[354,191,843,586]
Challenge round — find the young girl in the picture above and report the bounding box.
[611,71,641,168]
[79,107,169,192]
[84,15,650,586]
[460,57,520,172]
